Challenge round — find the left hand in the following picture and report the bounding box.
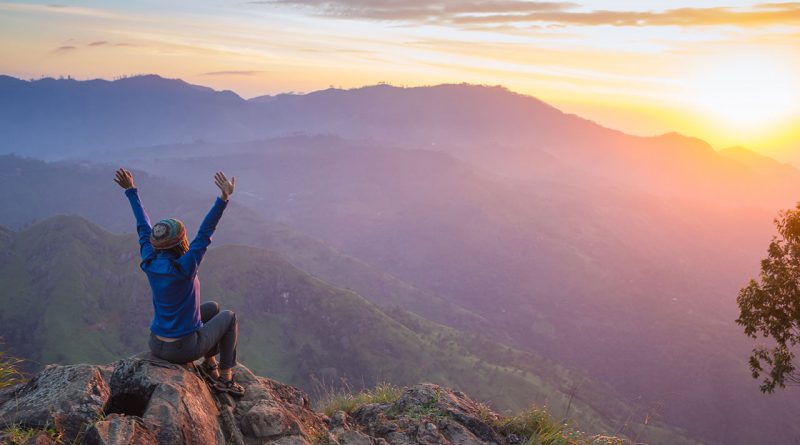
[214,171,235,201]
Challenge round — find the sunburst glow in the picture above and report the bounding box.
[686,55,799,132]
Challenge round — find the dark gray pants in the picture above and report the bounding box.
[149,301,238,369]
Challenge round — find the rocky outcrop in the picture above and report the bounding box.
[0,355,516,445]
[0,363,111,440]
[344,384,509,445]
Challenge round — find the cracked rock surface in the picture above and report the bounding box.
[0,356,512,445]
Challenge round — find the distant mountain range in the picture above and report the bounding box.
[2,74,800,444]
[3,74,799,208]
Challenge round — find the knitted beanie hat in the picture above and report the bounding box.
[151,218,188,250]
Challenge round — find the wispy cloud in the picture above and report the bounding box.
[254,0,800,28]
[52,45,77,54]
[0,2,121,18]
[88,41,108,47]
[201,70,264,76]
[256,0,576,21]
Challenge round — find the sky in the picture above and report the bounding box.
[1,0,799,160]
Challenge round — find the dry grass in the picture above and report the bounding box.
[315,381,404,417]
[492,406,627,445]
[0,349,24,390]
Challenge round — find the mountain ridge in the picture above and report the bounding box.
[4,72,796,209]
[0,74,731,155]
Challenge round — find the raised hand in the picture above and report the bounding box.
[214,171,235,201]
[114,168,135,190]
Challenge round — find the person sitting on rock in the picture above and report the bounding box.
[114,168,245,396]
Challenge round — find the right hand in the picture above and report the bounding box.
[114,168,135,190]
[214,171,235,201]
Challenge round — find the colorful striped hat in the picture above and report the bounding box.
[150,218,188,250]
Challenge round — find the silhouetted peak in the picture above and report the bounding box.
[0,74,26,86]
[651,131,714,153]
[719,145,797,173]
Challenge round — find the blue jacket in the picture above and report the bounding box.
[125,188,228,338]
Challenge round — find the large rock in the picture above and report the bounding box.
[232,363,325,444]
[1,358,520,445]
[108,353,224,445]
[350,384,508,445]
[399,385,505,445]
[83,414,158,445]
[337,429,375,445]
[0,363,110,441]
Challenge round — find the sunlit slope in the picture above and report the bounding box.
[0,215,698,444]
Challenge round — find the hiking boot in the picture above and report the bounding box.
[213,375,245,396]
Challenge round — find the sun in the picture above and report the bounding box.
[685,54,799,133]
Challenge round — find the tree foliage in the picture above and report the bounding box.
[737,204,800,393]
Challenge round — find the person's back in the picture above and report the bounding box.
[144,250,203,337]
[115,168,245,396]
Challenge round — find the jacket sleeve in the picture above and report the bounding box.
[124,188,156,262]
[177,197,228,276]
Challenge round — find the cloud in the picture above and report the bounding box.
[52,45,77,54]
[256,0,576,21]
[253,0,800,28]
[201,70,264,76]
[88,41,108,47]
[0,2,121,18]
[451,4,800,27]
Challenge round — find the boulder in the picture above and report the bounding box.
[233,363,325,443]
[83,414,158,445]
[336,430,374,445]
[438,420,485,445]
[349,384,508,445]
[108,353,224,445]
[0,363,110,441]
[392,384,504,445]
[240,402,298,438]
[270,435,311,445]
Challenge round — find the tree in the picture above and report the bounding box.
[737,204,800,393]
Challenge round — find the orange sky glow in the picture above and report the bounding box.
[1,1,798,161]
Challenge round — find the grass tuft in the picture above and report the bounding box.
[316,382,404,417]
[0,424,63,445]
[493,406,626,445]
[0,349,25,390]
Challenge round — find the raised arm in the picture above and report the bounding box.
[115,168,155,262]
[177,171,235,276]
